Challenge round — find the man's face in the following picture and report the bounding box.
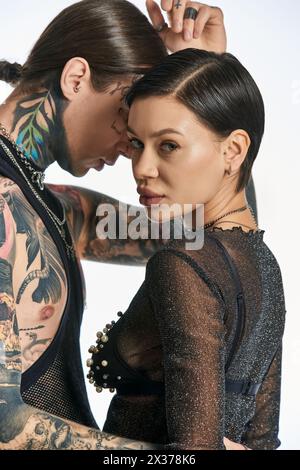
[62,77,136,177]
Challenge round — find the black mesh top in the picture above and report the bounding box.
[90,228,286,450]
[0,137,98,429]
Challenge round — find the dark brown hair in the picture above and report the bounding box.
[0,0,167,91]
[126,49,265,193]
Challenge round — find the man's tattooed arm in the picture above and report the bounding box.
[48,184,165,266]
[0,190,158,450]
[0,410,158,450]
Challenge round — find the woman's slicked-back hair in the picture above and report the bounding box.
[0,0,167,91]
[126,49,265,193]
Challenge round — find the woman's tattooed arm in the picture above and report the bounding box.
[48,184,164,265]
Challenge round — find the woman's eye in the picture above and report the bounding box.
[161,142,178,152]
[129,138,143,150]
[128,139,178,153]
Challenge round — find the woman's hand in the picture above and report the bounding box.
[224,437,251,450]
[146,0,227,53]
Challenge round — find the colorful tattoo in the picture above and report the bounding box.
[11,86,71,173]
[13,91,55,161]
[2,189,66,304]
[0,181,66,373]
[0,196,22,387]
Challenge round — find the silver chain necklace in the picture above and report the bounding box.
[0,122,46,191]
[0,124,76,260]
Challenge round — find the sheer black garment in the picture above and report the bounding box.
[97,227,286,450]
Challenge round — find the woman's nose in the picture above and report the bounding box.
[132,150,159,180]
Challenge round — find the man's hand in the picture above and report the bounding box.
[146,0,226,53]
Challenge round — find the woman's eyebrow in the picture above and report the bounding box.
[127,126,183,137]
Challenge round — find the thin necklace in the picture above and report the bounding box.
[204,206,250,229]
[0,126,75,260]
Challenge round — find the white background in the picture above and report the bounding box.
[0,0,299,450]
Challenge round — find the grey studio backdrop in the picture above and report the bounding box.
[0,0,299,450]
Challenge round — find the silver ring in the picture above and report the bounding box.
[155,22,168,33]
[184,7,198,21]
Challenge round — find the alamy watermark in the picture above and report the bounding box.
[96,203,205,250]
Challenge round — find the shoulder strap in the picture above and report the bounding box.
[206,234,246,373]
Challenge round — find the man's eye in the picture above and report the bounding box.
[129,138,143,150]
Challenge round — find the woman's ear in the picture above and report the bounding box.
[222,130,251,174]
[60,57,91,101]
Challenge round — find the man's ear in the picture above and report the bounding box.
[222,129,251,173]
[60,57,91,101]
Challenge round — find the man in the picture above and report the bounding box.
[0,0,248,450]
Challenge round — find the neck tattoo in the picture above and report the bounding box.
[10,85,71,173]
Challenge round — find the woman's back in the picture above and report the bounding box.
[99,227,286,449]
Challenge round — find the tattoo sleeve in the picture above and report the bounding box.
[0,190,159,450]
[0,410,159,450]
[48,184,165,266]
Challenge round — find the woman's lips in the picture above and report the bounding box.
[139,195,165,206]
[137,187,165,206]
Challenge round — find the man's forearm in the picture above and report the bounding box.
[0,403,158,450]
[48,184,163,265]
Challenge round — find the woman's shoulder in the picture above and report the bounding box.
[147,232,231,273]
[146,238,226,299]
[146,238,208,271]
[145,226,273,301]
[144,239,227,322]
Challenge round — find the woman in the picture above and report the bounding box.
[87,49,286,450]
